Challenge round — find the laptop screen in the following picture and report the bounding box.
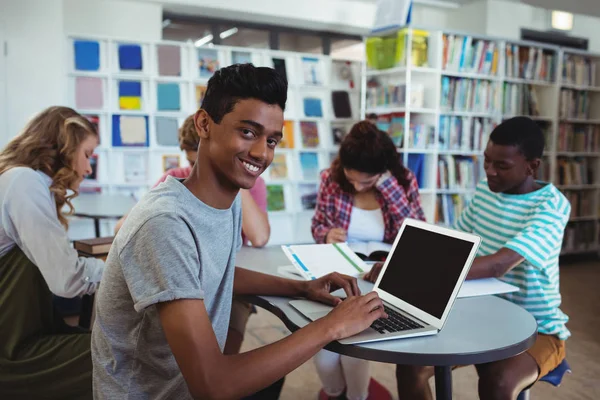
[378,225,476,319]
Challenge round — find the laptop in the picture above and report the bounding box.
[289,218,481,345]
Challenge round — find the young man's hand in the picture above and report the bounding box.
[304,272,360,306]
[323,292,387,340]
[326,228,347,243]
[363,262,384,283]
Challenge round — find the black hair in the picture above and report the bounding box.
[489,116,545,160]
[201,63,288,123]
[332,121,410,191]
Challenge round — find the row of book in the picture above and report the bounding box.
[559,89,591,120]
[502,83,541,116]
[562,190,595,218]
[504,45,556,82]
[437,156,478,190]
[264,183,321,212]
[562,221,596,254]
[556,158,596,186]
[267,153,321,181]
[438,116,494,152]
[441,77,501,113]
[366,83,406,109]
[557,124,600,153]
[442,35,499,75]
[435,194,470,227]
[561,55,598,87]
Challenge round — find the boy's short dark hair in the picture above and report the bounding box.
[201,63,288,124]
[489,116,545,160]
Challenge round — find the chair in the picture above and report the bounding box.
[517,359,571,400]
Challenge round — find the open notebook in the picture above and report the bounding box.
[281,243,369,280]
[347,241,393,261]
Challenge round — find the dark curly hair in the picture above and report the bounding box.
[331,120,410,193]
[201,63,287,123]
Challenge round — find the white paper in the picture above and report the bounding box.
[458,278,519,298]
[281,243,369,280]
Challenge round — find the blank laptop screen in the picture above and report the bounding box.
[378,225,475,319]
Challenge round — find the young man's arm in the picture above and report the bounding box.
[233,266,360,305]
[158,293,385,399]
[466,248,524,279]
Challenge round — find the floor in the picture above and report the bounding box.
[240,259,600,400]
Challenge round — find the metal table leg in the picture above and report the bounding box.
[434,365,452,400]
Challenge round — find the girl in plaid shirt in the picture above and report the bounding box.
[311,121,426,400]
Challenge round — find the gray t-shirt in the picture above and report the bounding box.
[92,176,242,399]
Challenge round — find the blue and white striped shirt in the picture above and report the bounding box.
[456,180,571,340]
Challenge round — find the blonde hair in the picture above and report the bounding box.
[0,106,98,228]
[178,115,199,152]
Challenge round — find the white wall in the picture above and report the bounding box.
[63,0,163,40]
[444,1,489,35]
[135,0,377,35]
[1,0,66,147]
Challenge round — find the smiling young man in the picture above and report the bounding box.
[389,116,571,400]
[91,64,386,399]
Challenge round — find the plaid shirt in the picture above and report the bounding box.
[311,168,426,244]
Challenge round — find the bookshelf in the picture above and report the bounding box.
[363,28,600,256]
[67,36,362,245]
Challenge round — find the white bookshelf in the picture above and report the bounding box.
[362,28,600,256]
[67,35,362,245]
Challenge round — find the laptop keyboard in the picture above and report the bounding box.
[370,305,424,334]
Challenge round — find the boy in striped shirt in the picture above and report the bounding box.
[395,117,570,399]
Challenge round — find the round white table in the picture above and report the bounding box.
[71,193,137,237]
[236,246,538,400]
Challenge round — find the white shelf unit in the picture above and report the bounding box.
[67,35,362,244]
[362,28,600,255]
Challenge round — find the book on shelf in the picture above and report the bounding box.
[87,154,98,181]
[407,154,425,188]
[347,241,393,262]
[272,58,288,82]
[562,54,597,87]
[301,57,322,85]
[557,124,600,152]
[437,156,478,189]
[556,158,595,186]
[74,236,114,256]
[266,185,286,211]
[197,48,219,78]
[376,113,404,146]
[559,89,590,120]
[195,85,207,108]
[442,34,499,75]
[280,120,294,149]
[562,190,594,218]
[366,81,405,109]
[331,126,347,145]
[298,183,318,210]
[435,194,469,227]
[502,83,540,116]
[441,77,500,113]
[438,116,495,151]
[303,97,323,117]
[505,45,555,81]
[407,123,435,148]
[162,154,180,172]
[300,121,319,148]
[331,91,352,118]
[269,154,288,179]
[123,153,147,183]
[562,221,596,254]
[299,152,319,181]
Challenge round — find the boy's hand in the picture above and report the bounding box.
[326,228,347,244]
[304,272,360,306]
[363,262,384,283]
[323,292,387,340]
